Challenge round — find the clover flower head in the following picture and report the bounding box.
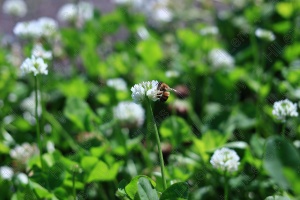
[32,43,52,60]
[255,28,275,42]
[113,101,145,128]
[137,26,149,40]
[107,78,127,91]
[166,70,179,78]
[57,2,93,24]
[208,48,235,69]
[37,17,58,37]
[272,99,298,122]
[78,1,94,21]
[16,173,28,185]
[210,147,240,173]
[57,3,77,23]
[200,26,219,36]
[152,7,172,22]
[10,143,39,165]
[131,80,160,104]
[2,0,27,17]
[13,17,57,38]
[20,56,48,76]
[0,166,14,180]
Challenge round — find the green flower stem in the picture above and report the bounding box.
[34,75,44,170]
[224,171,229,200]
[72,169,76,200]
[146,98,167,190]
[281,122,286,138]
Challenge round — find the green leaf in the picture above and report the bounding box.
[58,78,89,99]
[276,2,294,18]
[177,29,200,49]
[160,182,189,200]
[263,136,300,191]
[137,177,159,200]
[116,179,130,199]
[265,196,290,200]
[30,181,53,199]
[87,160,123,182]
[48,162,66,190]
[160,116,193,146]
[64,97,97,131]
[136,39,163,66]
[81,156,98,171]
[125,175,156,199]
[223,141,248,149]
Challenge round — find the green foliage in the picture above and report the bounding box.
[1,0,300,199]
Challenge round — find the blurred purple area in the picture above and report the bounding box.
[0,0,114,35]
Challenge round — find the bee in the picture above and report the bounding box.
[157,82,177,102]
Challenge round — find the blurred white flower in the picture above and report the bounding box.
[13,21,41,38]
[137,26,149,40]
[21,91,41,117]
[16,173,28,184]
[166,70,179,78]
[13,17,57,38]
[272,99,298,122]
[10,143,39,165]
[46,141,55,153]
[57,2,93,24]
[20,56,48,76]
[113,0,131,5]
[200,26,219,36]
[255,28,275,42]
[113,101,145,127]
[152,7,172,22]
[210,147,240,173]
[208,48,235,69]
[32,44,52,60]
[107,78,127,91]
[3,131,14,146]
[78,1,94,21]
[2,0,27,17]
[0,166,14,180]
[131,80,159,104]
[37,17,58,38]
[57,3,77,23]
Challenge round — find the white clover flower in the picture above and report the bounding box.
[16,173,29,184]
[210,147,240,173]
[0,166,14,180]
[131,80,160,104]
[113,101,145,127]
[46,141,55,153]
[113,0,131,5]
[57,3,77,23]
[78,1,94,21]
[152,7,172,23]
[2,0,27,17]
[166,70,179,78]
[32,44,52,60]
[200,26,219,36]
[20,56,48,76]
[107,78,127,91]
[37,17,58,38]
[137,26,149,40]
[208,48,235,69]
[272,99,298,122]
[10,143,39,165]
[13,21,41,38]
[21,91,41,116]
[13,18,57,38]
[255,28,275,42]
[57,2,93,24]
